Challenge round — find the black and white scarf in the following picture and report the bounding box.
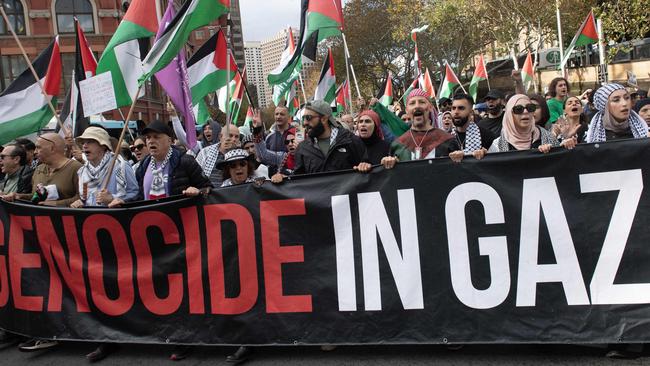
[148,148,173,199]
[497,126,557,152]
[586,83,648,143]
[459,122,482,154]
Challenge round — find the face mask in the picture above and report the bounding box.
[308,119,325,139]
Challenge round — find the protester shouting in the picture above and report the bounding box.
[290,99,370,176]
[397,89,453,160]
[441,111,453,133]
[356,109,409,167]
[477,89,506,136]
[70,126,138,209]
[586,83,650,143]
[447,94,496,163]
[488,94,576,153]
[196,123,241,187]
[217,148,263,187]
[546,77,570,125]
[552,96,588,144]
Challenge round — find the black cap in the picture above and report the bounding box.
[438,97,452,104]
[142,120,172,137]
[484,90,505,101]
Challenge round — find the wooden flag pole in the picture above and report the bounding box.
[0,6,68,134]
[100,85,142,190]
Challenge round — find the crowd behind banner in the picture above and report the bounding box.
[0,70,649,362]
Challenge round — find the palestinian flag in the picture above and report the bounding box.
[243,105,254,128]
[218,68,246,123]
[420,68,436,99]
[402,75,420,103]
[60,19,97,137]
[268,0,343,86]
[439,63,460,99]
[0,37,61,144]
[334,79,350,115]
[140,0,230,83]
[286,80,301,117]
[314,48,336,104]
[561,10,598,69]
[96,0,158,108]
[522,52,535,92]
[193,99,210,125]
[272,27,300,106]
[469,54,488,102]
[377,71,393,107]
[410,25,428,72]
[188,29,237,105]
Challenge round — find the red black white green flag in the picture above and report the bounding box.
[560,10,598,69]
[377,71,393,107]
[469,54,488,102]
[521,52,535,92]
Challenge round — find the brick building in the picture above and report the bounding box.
[0,0,245,126]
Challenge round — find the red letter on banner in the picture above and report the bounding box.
[9,215,42,311]
[204,204,258,315]
[260,199,312,313]
[180,207,205,314]
[83,214,134,316]
[0,220,8,307]
[34,216,89,312]
[131,211,183,315]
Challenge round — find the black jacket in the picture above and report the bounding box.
[294,127,368,174]
[134,146,211,201]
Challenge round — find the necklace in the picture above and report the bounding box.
[409,129,431,159]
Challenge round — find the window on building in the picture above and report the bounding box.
[1,0,26,35]
[0,54,27,90]
[55,0,94,34]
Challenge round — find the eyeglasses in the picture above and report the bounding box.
[130,143,145,152]
[512,104,538,115]
[228,161,248,168]
[284,138,296,145]
[302,114,320,122]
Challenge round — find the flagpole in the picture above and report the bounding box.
[225,17,232,130]
[298,73,308,104]
[341,33,362,100]
[341,44,354,115]
[101,85,142,190]
[555,0,565,76]
[596,17,607,84]
[117,108,135,141]
[0,6,67,134]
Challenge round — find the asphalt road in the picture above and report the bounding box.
[0,342,647,366]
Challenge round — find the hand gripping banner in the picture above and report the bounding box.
[1,139,650,345]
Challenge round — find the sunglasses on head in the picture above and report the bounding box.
[302,114,320,122]
[130,143,145,152]
[512,104,538,115]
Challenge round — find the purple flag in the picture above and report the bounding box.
[154,0,197,149]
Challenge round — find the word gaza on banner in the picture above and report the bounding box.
[1,139,650,345]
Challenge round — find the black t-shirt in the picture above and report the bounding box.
[477,113,504,136]
[448,125,497,152]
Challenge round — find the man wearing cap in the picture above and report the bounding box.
[196,123,241,188]
[292,99,369,175]
[116,120,211,204]
[477,89,506,136]
[69,126,138,208]
[447,94,496,163]
[397,89,453,160]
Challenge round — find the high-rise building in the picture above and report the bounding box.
[260,28,314,109]
[228,0,245,70]
[244,41,266,108]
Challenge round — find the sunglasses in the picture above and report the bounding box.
[302,114,320,122]
[512,104,538,115]
[228,161,248,168]
[284,138,296,145]
[130,143,145,152]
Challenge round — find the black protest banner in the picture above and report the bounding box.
[1,139,650,345]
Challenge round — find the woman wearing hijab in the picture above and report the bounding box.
[552,96,589,143]
[488,94,576,153]
[440,111,453,132]
[586,83,649,143]
[633,98,650,129]
[356,110,410,166]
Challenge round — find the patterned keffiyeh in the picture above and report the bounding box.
[586,83,648,143]
[148,148,173,200]
[497,126,557,152]
[461,122,482,154]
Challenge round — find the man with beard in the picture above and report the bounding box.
[292,99,370,175]
[397,89,453,160]
[447,94,496,163]
[477,89,506,135]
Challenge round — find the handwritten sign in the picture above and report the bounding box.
[79,71,118,117]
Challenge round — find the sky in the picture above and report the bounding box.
[239,0,349,42]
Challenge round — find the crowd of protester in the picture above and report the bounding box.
[0,72,648,363]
